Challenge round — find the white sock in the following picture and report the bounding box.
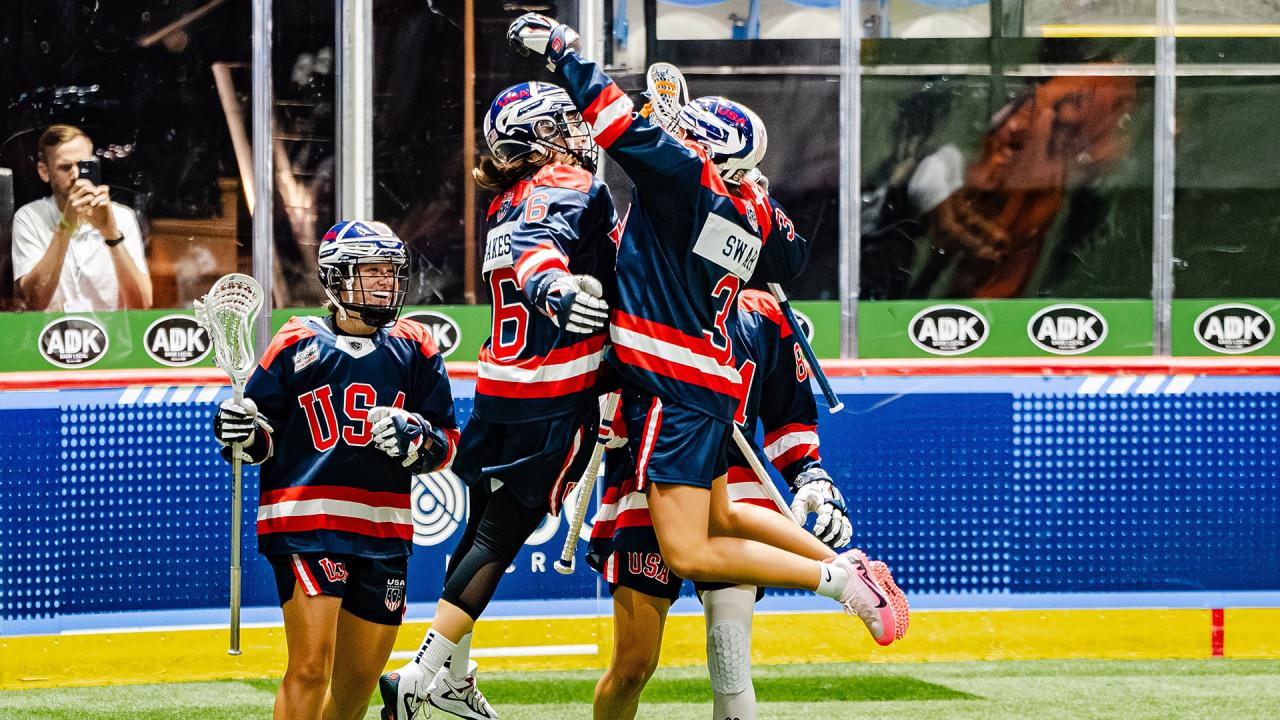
[445,632,473,680]
[413,629,458,679]
[814,560,849,601]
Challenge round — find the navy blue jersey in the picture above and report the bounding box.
[591,290,824,540]
[727,290,823,498]
[555,52,811,423]
[243,315,459,559]
[475,163,620,422]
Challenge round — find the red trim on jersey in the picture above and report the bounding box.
[772,442,820,470]
[477,334,606,399]
[258,514,414,540]
[613,345,740,397]
[582,83,634,149]
[388,319,441,357]
[695,153,773,240]
[259,318,316,370]
[635,398,663,491]
[547,427,584,517]
[428,427,460,473]
[736,290,789,337]
[532,163,593,194]
[260,484,411,509]
[763,422,817,450]
[291,553,321,596]
[514,242,571,287]
[476,371,598,399]
[486,179,535,219]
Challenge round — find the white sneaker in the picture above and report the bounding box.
[379,661,435,720]
[428,660,498,719]
[828,548,904,646]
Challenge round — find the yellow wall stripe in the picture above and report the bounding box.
[1041,24,1280,38]
[3,608,1276,690]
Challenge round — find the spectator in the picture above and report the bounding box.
[11,124,152,311]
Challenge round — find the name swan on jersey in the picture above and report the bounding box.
[483,221,516,272]
[693,213,761,280]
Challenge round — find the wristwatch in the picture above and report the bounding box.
[104,234,126,247]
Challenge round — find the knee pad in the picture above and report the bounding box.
[706,620,751,696]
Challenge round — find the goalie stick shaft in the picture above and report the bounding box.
[767,283,844,413]
[730,425,797,522]
[554,392,621,574]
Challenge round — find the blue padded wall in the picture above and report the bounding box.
[2,375,1278,627]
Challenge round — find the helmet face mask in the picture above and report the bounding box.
[676,96,768,186]
[318,221,410,328]
[485,82,599,172]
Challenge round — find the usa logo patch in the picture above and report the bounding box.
[385,578,406,612]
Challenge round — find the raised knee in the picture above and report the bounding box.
[665,548,715,581]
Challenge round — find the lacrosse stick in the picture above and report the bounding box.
[194,273,264,655]
[766,283,844,413]
[554,392,622,574]
[644,61,689,133]
[730,425,798,523]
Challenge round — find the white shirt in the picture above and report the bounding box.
[11,196,149,312]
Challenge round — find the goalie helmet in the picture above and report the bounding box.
[483,81,599,172]
[317,220,409,327]
[675,96,768,185]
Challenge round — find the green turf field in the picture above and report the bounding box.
[2,659,1278,719]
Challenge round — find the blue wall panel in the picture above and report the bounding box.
[2,374,1278,628]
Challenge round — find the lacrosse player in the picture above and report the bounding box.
[379,81,620,720]
[589,289,902,720]
[211,220,459,720]
[507,11,907,649]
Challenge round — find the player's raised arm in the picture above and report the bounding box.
[507,13,705,197]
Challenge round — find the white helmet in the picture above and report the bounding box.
[675,95,768,184]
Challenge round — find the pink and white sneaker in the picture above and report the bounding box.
[828,548,909,646]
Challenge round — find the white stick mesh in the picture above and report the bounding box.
[194,273,264,397]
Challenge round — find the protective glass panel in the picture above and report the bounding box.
[1,1,253,316]
[1170,11,1280,354]
[861,70,1153,300]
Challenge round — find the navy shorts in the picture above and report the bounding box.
[451,403,599,515]
[589,526,764,603]
[622,387,730,491]
[593,524,685,602]
[269,553,408,626]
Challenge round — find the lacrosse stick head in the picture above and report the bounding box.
[194,273,264,398]
[644,62,688,134]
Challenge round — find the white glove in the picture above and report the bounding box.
[789,469,852,548]
[507,12,580,71]
[369,406,430,469]
[214,397,259,447]
[545,274,610,334]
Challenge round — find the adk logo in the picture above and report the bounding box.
[1195,304,1274,354]
[1027,304,1108,355]
[39,316,109,368]
[403,310,462,358]
[144,315,211,366]
[908,305,988,355]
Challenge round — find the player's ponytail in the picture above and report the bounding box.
[473,152,551,191]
